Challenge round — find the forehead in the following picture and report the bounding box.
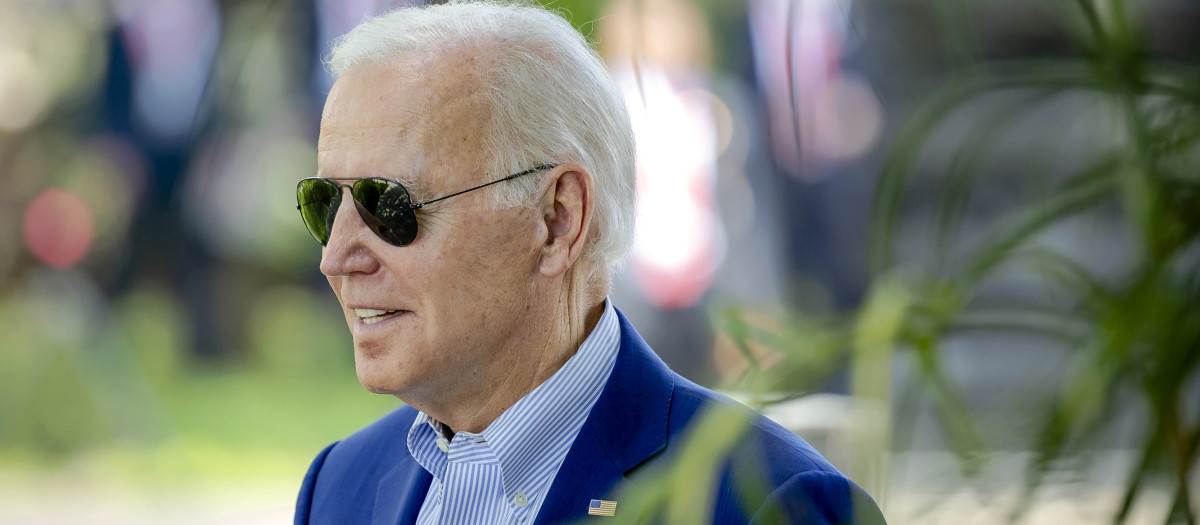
[317,47,495,189]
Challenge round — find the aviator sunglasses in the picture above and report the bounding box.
[296,164,557,247]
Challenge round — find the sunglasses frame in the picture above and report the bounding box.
[296,163,558,247]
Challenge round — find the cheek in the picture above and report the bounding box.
[409,208,538,318]
[419,222,516,314]
[458,214,532,279]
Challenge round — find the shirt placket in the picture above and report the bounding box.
[438,433,506,525]
[506,486,536,523]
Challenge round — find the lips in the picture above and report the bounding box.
[353,308,406,325]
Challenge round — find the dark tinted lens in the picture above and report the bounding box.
[297,178,341,245]
[352,178,418,246]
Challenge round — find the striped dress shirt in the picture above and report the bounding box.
[407,299,621,525]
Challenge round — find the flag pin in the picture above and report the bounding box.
[588,499,617,517]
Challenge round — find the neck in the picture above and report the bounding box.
[405,266,609,434]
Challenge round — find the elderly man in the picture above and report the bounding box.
[293,1,883,524]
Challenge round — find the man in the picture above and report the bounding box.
[293,1,885,523]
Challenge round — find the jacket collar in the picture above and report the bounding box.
[533,307,676,524]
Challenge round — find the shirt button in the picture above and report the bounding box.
[436,438,449,452]
[514,492,529,507]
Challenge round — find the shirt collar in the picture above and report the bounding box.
[406,299,621,498]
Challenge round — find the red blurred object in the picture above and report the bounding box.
[23,188,95,269]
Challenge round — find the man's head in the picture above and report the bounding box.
[314,1,635,404]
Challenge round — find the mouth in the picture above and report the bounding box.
[353,308,407,325]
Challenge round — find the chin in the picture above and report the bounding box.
[353,352,407,395]
[355,368,405,395]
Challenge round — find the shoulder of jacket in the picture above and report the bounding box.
[323,404,419,464]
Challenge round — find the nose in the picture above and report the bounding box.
[319,186,380,277]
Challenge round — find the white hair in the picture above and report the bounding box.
[326,0,636,275]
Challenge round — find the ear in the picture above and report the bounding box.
[537,163,593,278]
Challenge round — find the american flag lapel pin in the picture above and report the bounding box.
[588,499,617,517]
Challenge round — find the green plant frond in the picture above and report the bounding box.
[1184,426,1200,478]
[1070,0,1107,50]
[869,72,1003,275]
[932,90,1061,273]
[717,304,858,400]
[607,403,754,525]
[908,278,969,332]
[1142,289,1200,393]
[663,405,754,524]
[870,59,1109,276]
[1008,247,1114,306]
[852,1,1200,520]
[853,277,916,355]
[750,344,847,399]
[1115,97,1163,255]
[722,307,762,376]
[1144,95,1200,155]
[1141,60,1200,108]
[957,156,1119,286]
[951,305,1093,345]
[1013,343,1124,520]
[1114,426,1162,524]
[913,339,987,477]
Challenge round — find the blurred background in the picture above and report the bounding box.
[0,0,1197,523]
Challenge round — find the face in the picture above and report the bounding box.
[316,50,545,400]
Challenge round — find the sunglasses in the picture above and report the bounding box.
[296,164,556,247]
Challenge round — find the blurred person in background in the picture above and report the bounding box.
[292,1,884,524]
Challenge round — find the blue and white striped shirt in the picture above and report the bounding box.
[408,299,621,525]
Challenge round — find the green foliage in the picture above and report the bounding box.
[0,280,398,483]
[870,0,1200,519]
[708,1,1200,523]
[604,404,755,524]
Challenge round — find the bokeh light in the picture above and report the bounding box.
[22,188,96,269]
[0,45,50,132]
[604,0,724,310]
[812,74,884,161]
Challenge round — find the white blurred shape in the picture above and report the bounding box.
[619,64,725,309]
[601,0,725,309]
[0,46,50,131]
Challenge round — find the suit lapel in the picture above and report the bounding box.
[372,454,432,525]
[534,308,676,524]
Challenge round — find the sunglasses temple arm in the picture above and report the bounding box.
[411,164,556,209]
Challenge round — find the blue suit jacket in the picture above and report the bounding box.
[295,309,886,524]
